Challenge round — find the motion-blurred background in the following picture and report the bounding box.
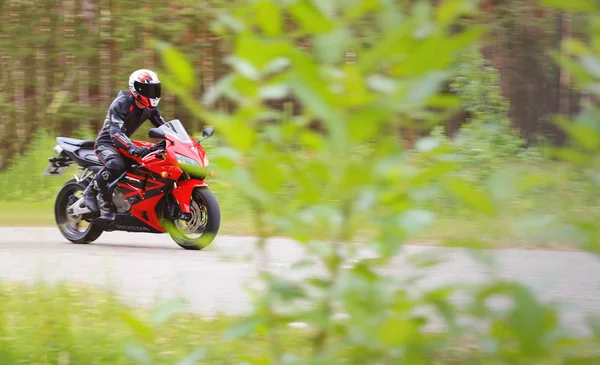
[0,0,583,158]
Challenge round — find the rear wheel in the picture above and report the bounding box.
[166,187,220,250]
[55,179,103,244]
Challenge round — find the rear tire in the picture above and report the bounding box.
[166,187,220,250]
[55,179,103,244]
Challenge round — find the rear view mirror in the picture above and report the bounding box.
[149,128,166,139]
[202,127,214,139]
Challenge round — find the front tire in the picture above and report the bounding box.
[166,187,220,250]
[55,179,103,244]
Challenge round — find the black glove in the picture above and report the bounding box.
[129,145,151,157]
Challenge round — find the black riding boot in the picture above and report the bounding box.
[95,170,114,219]
[83,179,99,213]
[85,169,114,218]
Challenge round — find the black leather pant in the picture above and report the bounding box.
[93,144,127,199]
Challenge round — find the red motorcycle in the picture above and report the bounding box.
[44,119,220,250]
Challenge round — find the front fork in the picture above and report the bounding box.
[169,179,210,221]
[165,190,192,222]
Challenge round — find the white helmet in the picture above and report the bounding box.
[128,69,161,108]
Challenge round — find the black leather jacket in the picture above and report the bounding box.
[95,90,166,151]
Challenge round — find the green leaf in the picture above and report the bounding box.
[226,118,257,152]
[550,147,589,164]
[270,278,306,301]
[225,56,261,80]
[581,55,600,79]
[234,33,292,69]
[120,310,154,342]
[223,316,265,341]
[256,0,282,36]
[211,146,242,171]
[313,27,352,64]
[259,84,290,100]
[287,70,342,126]
[123,343,151,365]
[149,299,185,327]
[154,40,196,88]
[347,102,391,142]
[398,209,435,235]
[202,74,237,106]
[342,0,381,21]
[436,0,478,28]
[252,153,285,192]
[400,71,453,108]
[379,317,415,346]
[213,12,245,33]
[564,39,590,57]
[424,287,458,331]
[229,168,271,205]
[351,261,379,282]
[288,0,334,33]
[378,0,404,30]
[264,57,291,74]
[310,0,336,18]
[410,161,456,187]
[446,177,496,215]
[540,0,596,11]
[307,277,330,289]
[569,124,600,150]
[395,26,485,77]
[367,75,397,95]
[358,22,412,73]
[174,349,206,365]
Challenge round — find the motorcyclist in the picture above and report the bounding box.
[83,69,167,218]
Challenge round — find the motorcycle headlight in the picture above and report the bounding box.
[175,153,201,167]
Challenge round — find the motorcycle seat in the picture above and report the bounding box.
[57,137,96,149]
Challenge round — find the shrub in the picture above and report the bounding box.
[431,47,543,183]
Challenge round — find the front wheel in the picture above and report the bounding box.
[166,187,221,250]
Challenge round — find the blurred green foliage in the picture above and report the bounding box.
[149,0,600,364]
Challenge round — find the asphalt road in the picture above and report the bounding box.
[1,227,599,335]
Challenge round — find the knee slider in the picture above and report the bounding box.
[105,158,126,174]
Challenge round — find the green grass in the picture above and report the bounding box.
[0,201,55,226]
[0,281,307,365]
[1,281,597,365]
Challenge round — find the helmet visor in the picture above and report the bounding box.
[134,81,161,99]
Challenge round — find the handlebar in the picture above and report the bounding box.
[132,141,166,158]
[149,140,165,152]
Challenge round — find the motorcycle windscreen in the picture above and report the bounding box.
[162,120,193,144]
